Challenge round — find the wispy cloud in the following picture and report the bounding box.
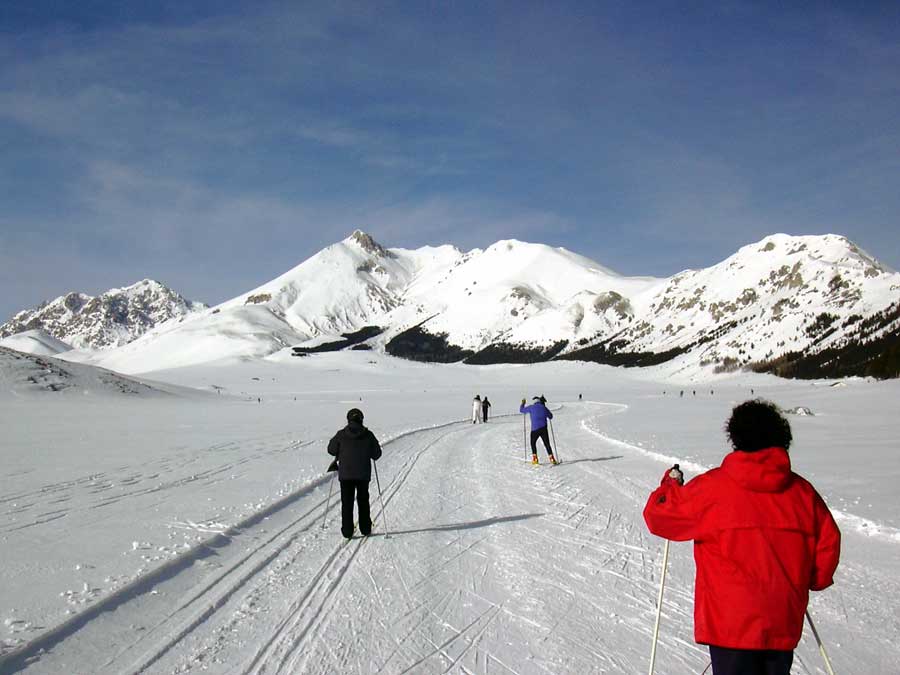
[0,1,898,320]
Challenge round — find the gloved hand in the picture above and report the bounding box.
[521,398,526,406]
[661,463,684,486]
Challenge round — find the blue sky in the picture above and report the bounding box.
[1,1,898,319]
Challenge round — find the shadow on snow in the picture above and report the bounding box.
[556,455,623,466]
[371,512,543,538]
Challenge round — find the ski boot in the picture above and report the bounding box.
[531,454,539,465]
[549,454,558,465]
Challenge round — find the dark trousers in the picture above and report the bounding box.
[530,427,552,455]
[709,645,793,675]
[482,408,488,422]
[340,479,371,538]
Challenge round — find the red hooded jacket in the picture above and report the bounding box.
[643,447,841,650]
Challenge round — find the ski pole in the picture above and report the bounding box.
[549,417,561,463]
[374,461,390,539]
[523,413,528,460]
[805,609,836,675]
[648,539,671,675]
[321,471,337,531]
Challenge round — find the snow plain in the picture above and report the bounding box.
[1,350,899,674]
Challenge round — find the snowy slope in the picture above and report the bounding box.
[0,346,176,397]
[60,231,900,377]
[217,230,438,336]
[0,329,71,356]
[71,304,304,374]
[1,357,898,673]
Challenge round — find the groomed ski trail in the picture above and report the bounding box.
[6,403,898,673]
[0,421,471,674]
[155,404,708,674]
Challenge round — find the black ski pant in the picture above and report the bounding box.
[708,645,793,675]
[482,408,488,422]
[340,479,371,538]
[530,427,552,456]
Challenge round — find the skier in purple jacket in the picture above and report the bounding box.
[520,396,556,465]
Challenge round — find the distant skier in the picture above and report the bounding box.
[481,396,492,423]
[643,399,840,675]
[327,408,382,539]
[520,396,556,465]
[472,395,482,424]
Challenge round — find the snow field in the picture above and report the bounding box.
[1,355,899,673]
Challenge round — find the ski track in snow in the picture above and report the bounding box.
[2,404,899,673]
[0,438,302,536]
[579,404,900,546]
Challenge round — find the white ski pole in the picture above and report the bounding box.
[549,417,561,463]
[374,461,390,539]
[648,539,671,675]
[321,471,337,531]
[523,413,529,460]
[806,609,836,675]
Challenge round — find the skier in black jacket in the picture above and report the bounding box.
[327,408,382,539]
[481,396,492,422]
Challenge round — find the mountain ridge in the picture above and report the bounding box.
[30,230,900,379]
[1,279,207,351]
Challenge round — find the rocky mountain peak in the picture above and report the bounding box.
[1,280,206,350]
[347,230,392,258]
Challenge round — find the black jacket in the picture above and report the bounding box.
[327,421,382,481]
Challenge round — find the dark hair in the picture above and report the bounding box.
[725,399,792,452]
[346,408,364,423]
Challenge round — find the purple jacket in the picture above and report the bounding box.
[520,401,552,430]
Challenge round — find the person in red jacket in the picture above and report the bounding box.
[643,399,841,675]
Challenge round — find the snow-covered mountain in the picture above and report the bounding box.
[562,234,900,378]
[62,231,900,378]
[0,280,206,350]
